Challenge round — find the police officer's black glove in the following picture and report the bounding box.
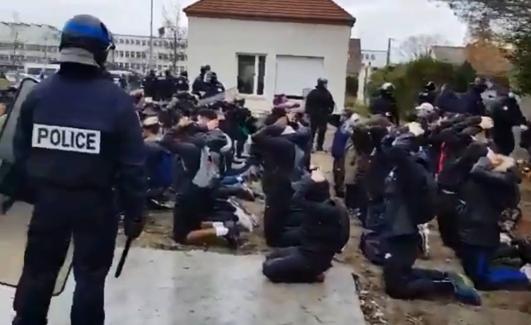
[124,218,145,239]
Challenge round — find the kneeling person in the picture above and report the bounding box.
[262,169,349,283]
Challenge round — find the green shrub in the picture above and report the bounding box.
[368,57,478,117]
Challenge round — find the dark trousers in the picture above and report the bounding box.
[459,244,530,291]
[333,157,345,196]
[310,116,328,150]
[14,188,118,325]
[383,235,453,299]
[262,247,331,283]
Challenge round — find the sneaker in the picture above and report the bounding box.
[447,272,482,306]
[520,264,531,281]
[223,221,240,250]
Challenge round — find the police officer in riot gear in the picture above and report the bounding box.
[305,78,335,152]
[418,81,437,105]
[370,82,399,124]
[203,71,225,98]
[175,70,190,93]
[192,65,211,96]
[12,15,146,325]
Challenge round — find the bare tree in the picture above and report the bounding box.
[160,0,187,73]
[400,34,449,60]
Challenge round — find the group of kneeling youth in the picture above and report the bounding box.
[150,99,531,306]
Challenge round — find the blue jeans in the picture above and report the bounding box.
[459,244,529,291]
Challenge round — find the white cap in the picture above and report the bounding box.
[416,102,435,112]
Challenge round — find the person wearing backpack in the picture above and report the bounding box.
[380,132,482,306]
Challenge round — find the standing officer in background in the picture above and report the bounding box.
[370,82,399,124]
[305,78,335,152]
[12,15,146,325]
[175,70,190,93]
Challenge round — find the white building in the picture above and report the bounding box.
[184,0,355,112]
[360,49,388,69]
[0,22,61,68]
[0,22,188,75]
[110,34,187,74]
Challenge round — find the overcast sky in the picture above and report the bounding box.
[0,0,468,51]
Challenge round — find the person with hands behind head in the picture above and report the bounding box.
[262,168,349,283]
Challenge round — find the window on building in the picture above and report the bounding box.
[125,63,129,69]
[142,40,146,46]
[125,51,130,58]
[125,39,130,45]
[136,52,141,58]
[158,65,162,70]
[135,40,140,45]
[237,54,266,95]
[371,54,376,60]
[142,52,146,59]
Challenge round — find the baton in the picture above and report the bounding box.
[115,237,133,278]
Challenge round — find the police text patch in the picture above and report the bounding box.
[32,124,101,154]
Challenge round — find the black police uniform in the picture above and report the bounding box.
[491,96,526,155]
[369,93,399,124]
[12,63,146,325]
[305,85,335,150]
[175,75,190,92]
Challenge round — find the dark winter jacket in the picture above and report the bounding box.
[292,176,348,255]
[457,158,520,248]
[380,137,438,238]
[192,74,206,95]
[252,125,296,196]
[463,88,486,116]
[369,94,399,124]
[305,86,335,119]
[418,90,437,105]
[435,87,464,114]
[491,96,526,155]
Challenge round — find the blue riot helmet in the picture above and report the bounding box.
[59,15,115,68]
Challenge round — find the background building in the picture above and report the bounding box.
[347,38,361,76]
[185,0,355,113]
[360,49,388,69]
[0,22,60,70]
[110,34,187,74]
[0,22,188,75]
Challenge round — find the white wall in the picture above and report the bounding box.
[187,16,351,113]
